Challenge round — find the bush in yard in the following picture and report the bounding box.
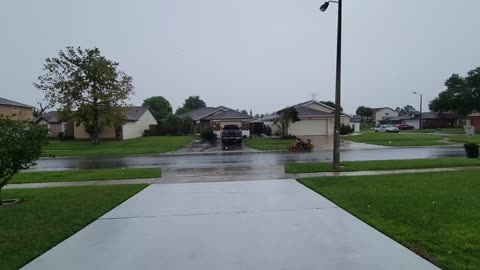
[340,124,354,135]
[464,143,479,158]
[281,134,297,139]
[201,129,217,143]
[288,138,314,151]
[0,116,48,205]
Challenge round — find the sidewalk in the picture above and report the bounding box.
[20,179,439,270]
[6,166,479,189]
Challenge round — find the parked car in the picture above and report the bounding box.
[374,125,400,133]
[221,125,242,145]
[395,124,414,130]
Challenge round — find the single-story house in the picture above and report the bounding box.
[466,112,480,131]
[181,106,252,137]
[37,107,158,140]
[381,111,460,129]
[254,100,351,136]
[371,107,399,126]
[0,97,34,121]
[74,107,158,140]
[35,111,74,138]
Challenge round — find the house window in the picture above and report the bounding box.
[385,113,390,116]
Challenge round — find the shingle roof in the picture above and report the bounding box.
[371,107,396,112]
[123,106,153,121]
[36,107,155,123]
[293,105,334,117]
[467,112,480,117]
[421,112,458,119]
[180,107,221,121]
[0,97,33,108]
[35,111,60,123]
[203,109,252,120]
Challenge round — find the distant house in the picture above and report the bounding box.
[254,100,351,136]
[38,107,158,140]
[181,106,252,137]
[400,112,459,129]
[73,107,158,140]
[466,112,480,131]
[371,107,399,126]
[0,97,34,121]
[35,111,74,138]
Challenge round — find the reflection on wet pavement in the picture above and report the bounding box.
[31,147,465,176]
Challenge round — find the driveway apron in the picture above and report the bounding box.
[21,179,439,270]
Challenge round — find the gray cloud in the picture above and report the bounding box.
[1,0,479,115]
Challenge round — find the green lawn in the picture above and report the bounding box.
[405,128,465,134]
[285,157,480,173]
[0,185,147,270]
[344,132,449,146]
[448,135,480,144]
[11,168,161,184]
[244,137,294,150]
[44,136,195,156]
[299,170,480,270]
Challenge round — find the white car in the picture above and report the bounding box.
[374,125,400,133]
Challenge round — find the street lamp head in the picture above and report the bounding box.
[320,2,330,12]
[413,91,417,94]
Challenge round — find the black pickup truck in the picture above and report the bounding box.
[221,125,242,145]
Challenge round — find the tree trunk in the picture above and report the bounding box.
[92,107,100,144]
[0,185,4,206]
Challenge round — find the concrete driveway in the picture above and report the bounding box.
[22,180,438,270]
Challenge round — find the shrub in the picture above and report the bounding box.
[288,138,314,151]
[263,125,272,136]
[201,129,217,143]
[340,124,354,135]
[281,134,297,139]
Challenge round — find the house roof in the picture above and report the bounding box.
[123,106,152,122]
[0,97,33,109]
[35,111,61,124]
[203,109,252,120]
[421,112,458,119]
[35,107,155,124]
[467,112,480,117]
[293,105,334,117]
[180,107,222,121]
[371,107,396,112]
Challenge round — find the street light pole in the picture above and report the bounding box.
[413,91,423,130]
[320,0,342,171]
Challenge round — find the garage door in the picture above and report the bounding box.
[289,120,327,136]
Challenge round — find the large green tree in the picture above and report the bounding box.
[274,107,300,138]
[355,106,373,122]
[35,47,134,144]
[142,96,172,120]
[0,117,48,204]
[395,105,416,116]
[430,67,480,116]
[175,96,206,115]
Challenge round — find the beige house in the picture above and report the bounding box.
[0,97,34,121]
[35,111,74,138]
[256,100,350,136]
[73,107,158,140]
[181,106,252,137]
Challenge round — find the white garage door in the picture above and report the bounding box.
[289,120,327,136]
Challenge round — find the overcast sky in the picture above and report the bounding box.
[1,0,479,115]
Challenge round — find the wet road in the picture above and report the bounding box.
[31,146,464,172]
